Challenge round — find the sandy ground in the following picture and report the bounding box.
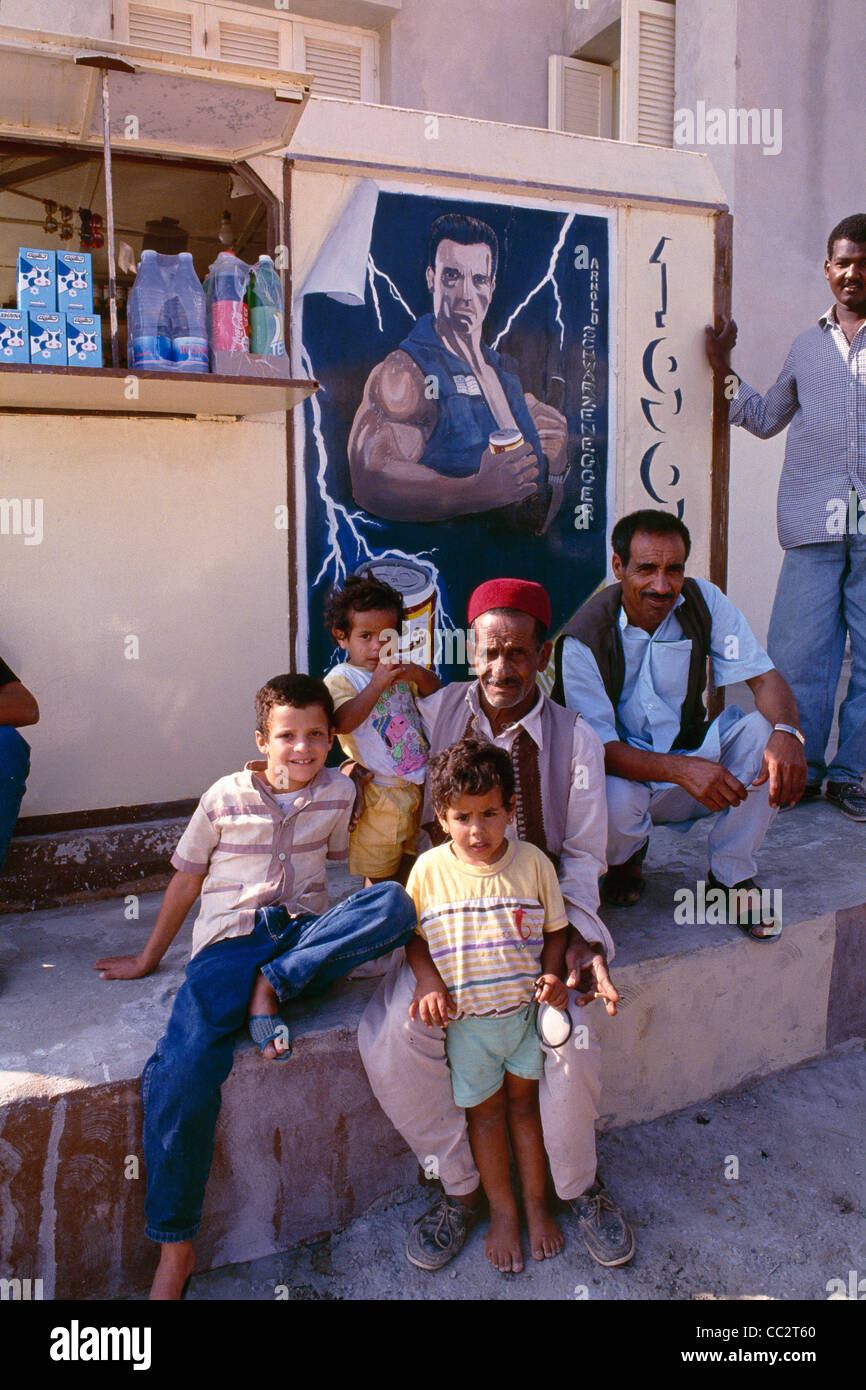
[156,1044,865,1303]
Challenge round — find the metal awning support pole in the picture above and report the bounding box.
[100,70,120,368]
[74,52,136,370]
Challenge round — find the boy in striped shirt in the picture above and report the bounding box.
[405,738,569,1273]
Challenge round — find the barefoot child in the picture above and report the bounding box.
[323,572,441,888]
[95,673,415,1299]
[405,737,570,1274]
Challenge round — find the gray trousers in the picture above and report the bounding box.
[606,710,777,886]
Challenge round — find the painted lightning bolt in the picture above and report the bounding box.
[302,344,384,590]
[367,255,417,331]
[301,342,456,662]
[491,213,575,352]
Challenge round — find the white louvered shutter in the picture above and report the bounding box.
[120,3,378,93]
[303,37,362,99]
[294,24,378,102]
[548,55,613,137]
[620,0,676,146]
[125,1,199,55]
[217,19,281,68]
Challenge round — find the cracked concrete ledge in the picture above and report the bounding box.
[1,804,863,1298]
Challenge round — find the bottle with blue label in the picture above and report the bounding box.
[248,254,286,356]
[127,250,172,370]
[170,252,208,373]
[127,250,208,372]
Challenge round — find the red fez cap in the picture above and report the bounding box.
[467,578,551,630]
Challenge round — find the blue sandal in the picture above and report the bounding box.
[248,1014,292,1058]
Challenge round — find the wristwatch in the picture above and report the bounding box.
[773,723,805,745]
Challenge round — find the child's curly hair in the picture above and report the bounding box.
[254,673,335,739]
[429,737,515,817]
[323,571,404,638]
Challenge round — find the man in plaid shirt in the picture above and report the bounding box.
[707,213,866,820]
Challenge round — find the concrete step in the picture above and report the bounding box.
[0,817,186,913]
[0,799,864,1298]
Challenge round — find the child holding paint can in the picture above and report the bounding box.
[324,571,441,888]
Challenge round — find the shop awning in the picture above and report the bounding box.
[0,25,311,161]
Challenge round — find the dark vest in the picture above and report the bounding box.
[551,579,713,752]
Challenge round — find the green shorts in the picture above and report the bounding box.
[445,1007,544,1109]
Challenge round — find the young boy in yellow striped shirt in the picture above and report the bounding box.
[405,738,569,1274]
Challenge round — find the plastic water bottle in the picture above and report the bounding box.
[170,252,208,373]
[128,250,208,372]
[207,252,250,353]
[127,249,172,369]
[248,254,286,356]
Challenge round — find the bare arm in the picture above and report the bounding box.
[704,316,738,378]
[604,739,750,814]
[406,933,455,1028]
[94,869,205,979]
[407,663,442,697]
[746,668,807,807]
[333,661,408,734]
[540,927,567,980]
[334,663,442,735]
[348,351,539,521]
[535,928,569,1009]
[0,680,39,727]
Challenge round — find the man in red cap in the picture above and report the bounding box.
[358,577,634,1272]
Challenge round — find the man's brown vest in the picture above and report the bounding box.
[421,682,580,861]
[551,579,712,752]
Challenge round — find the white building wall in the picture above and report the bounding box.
[386,0,566,127]
[676,0,860,642]
[1,0,113,37]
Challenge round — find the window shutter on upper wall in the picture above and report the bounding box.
[294,25,377,102]
[217,21,281,68]
[126,1,199,55]
[548,55,613,138]
[620,0,676,147]
[118,3,378,99]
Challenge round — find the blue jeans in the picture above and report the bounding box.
[0,727,30,874]
[141,880,416,1243]
[767,537,866,785]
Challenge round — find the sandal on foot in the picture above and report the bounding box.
[707,872,782,942]
[248,1014,292,1058]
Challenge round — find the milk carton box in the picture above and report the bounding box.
[57,251,94,314]
[29,312,66,364]
[0,309,30,363]
[17,248,56,312]
[66,312,102,367]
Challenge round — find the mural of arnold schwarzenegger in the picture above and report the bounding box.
[348,213,570,534]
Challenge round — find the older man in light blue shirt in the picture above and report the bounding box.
[557,510,807,939]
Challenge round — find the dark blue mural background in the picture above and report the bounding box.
[301,191,610,680]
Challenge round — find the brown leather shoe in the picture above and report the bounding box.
[568,1178,635,1267]
[406,1193,482,1270]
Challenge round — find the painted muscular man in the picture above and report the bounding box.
[348,212,569,533]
